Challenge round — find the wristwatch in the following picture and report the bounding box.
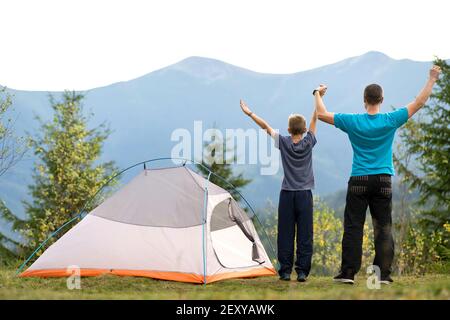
[312,89,319,96]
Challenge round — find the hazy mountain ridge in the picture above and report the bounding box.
[0,51,436,220]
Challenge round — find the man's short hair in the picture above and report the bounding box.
[288,114,307,135]
[364,84,384,105]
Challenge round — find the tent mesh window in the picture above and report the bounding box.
[210,198,264,268]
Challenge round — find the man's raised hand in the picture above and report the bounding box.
[407,65,442,118]
[430,65,441,82]
[240,99,252,116]
[314,84,335,125]
[315,84,328,97]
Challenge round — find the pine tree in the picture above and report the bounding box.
[1,91,117,255]
[196,130,251,202]
[395,58,450,261]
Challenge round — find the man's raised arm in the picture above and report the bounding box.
[314,84,334,125]
[407,65,441,118]
[240,99,276,138]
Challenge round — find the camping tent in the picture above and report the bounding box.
[20,166,276,283]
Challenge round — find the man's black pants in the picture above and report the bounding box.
[341,174,394,277]
[277,189,313,276]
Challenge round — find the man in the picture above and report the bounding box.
[240,99,318,282]
[314,65,441,284]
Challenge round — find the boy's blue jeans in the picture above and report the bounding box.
[277,189,314,276]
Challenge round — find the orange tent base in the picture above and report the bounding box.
[20,267,277,284]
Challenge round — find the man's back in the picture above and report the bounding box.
[334,107,408,176]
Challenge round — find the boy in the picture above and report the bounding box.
[239,98,318,282]
[314,65,441,284]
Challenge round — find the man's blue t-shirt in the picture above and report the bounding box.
[334,107,409,176]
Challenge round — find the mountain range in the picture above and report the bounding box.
[0,51,435,220]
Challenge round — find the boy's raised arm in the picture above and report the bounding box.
[406,65,441,118]
[240,99,277,138]
[314,84,334,125]
[309,108,318,135]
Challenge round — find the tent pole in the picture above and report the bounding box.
[201,172,211,285]
[15,215,81,275]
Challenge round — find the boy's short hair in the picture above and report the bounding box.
[288,114,307,135]
[364,84,384,105]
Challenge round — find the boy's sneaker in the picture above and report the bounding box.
[279,273,291,281]
[333,271,354,284]
[380,275,394,285]
[297,271,307,282]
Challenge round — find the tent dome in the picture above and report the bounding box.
[20,166,275,283]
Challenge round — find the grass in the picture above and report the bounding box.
[0,266,449,299]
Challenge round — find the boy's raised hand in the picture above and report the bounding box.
[240,99,252,116]
[240,99,274,136]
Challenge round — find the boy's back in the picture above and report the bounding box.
[275,131,317,190]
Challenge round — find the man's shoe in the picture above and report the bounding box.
[279,273,291,281]
[297,272,307,282]
[380,275,394,285]
[333,271,354,284]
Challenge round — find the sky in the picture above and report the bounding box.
[1,0,449,91]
